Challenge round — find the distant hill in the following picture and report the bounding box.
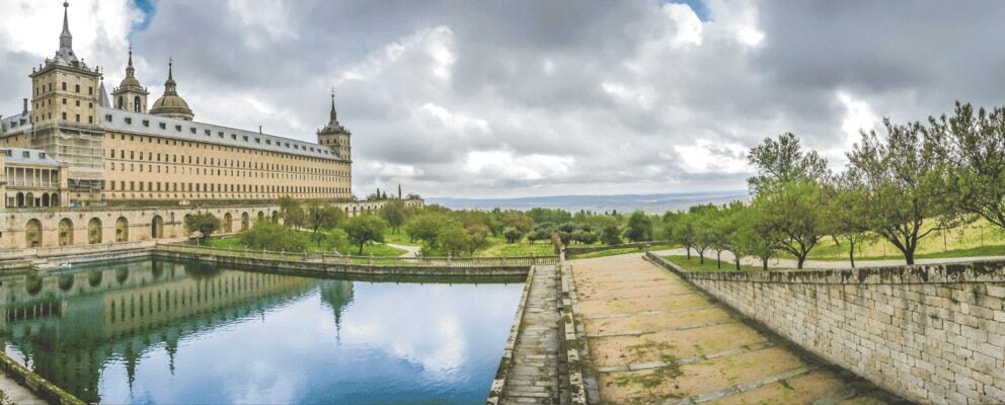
[427,191,748,214]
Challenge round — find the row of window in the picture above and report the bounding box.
[107,133,346,166]
[106,149,348,177]
[34,81,94,96]
[106,162,346,183]
[107,180,348,195]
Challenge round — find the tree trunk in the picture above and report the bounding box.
[686,246,691,260]
[797,254,805,269]
[761,257,768,270]
[357,241,365,255]
[735,257,741,271]
[716,251,721,269]
[848,240,856,268]
[905,250,915,265]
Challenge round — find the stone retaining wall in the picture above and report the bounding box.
[645,252,1005,404]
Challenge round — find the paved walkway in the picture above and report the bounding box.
[386,243,421,258]
[500,265,562,404]
[0,375,44,404]
[571,254,891,404]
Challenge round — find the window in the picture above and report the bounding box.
[105,114,112,122]
[88,86,93,95]
[22,151,29,158]
[62,82,66,90]
[75,84,80,93]
[159,122,166,129]
[75,114,80,122]
[142,120,149,127]
[75,100,80,107]
[125,117,132,124]
[39,152,46,158]
[62,98,67,105]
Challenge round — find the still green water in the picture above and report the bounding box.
[0,258,523,404]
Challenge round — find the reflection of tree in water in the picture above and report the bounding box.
[183,261,221,281]
[25,274,43,295]
[319,280,354,342]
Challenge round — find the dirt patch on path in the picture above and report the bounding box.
[571,254,893,405]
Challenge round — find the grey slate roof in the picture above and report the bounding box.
[3,148,63,166]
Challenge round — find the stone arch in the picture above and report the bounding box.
[116,216,129,242]
[51,193,59,207]
[25,219,42,247]
[257,211,265,222]
[151,215,164,239]
[25,192,34,208]
[88,217,102,244]
[58,218,74,246]
[241,212,250,231]
[41,194,50,207]
[16,193,24,208]
[223,212,233,233]
[271,211,279,223]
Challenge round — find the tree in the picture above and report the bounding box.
[465,224,490,255]
[663,211,695,259]
[306,202,344,247]
[747,132,829,194]
[241,221,307,252]
[437,225,469,256]
[405,213,450,246]
[380,199,408,234]
[624,211,653,242]
[278,196,305,229]
[847,118,957,265]
[928,102,1005,232]
[821,176,873,268]
[732,201,777,270]
[502,227,524,243]
[344,215,387,255]
[600,224,622,245]
[185,212,221,244]
[754,180,826,269]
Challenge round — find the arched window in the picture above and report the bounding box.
[134,96,141,112]
[118,96,124,109]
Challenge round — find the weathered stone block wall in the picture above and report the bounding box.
[646,253,1005,404]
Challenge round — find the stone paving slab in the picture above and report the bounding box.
[570,254,895,405]
[499,265,561,404]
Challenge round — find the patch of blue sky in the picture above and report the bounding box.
[667,0,709,21]
[131,0,156,31]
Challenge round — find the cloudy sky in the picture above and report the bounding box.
[3,1,1005,199]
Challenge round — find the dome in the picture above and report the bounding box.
[119,75,141,88]
[149,59,194,121]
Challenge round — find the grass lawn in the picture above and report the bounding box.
[381,228,417,246]
[780,218,1005,263]
[476,236,556,257]
[664,255,766,272]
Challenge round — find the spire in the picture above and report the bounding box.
[329,89,337,123]
[164,58,177,94]
[59,2,72,51]
[125,45,135,78]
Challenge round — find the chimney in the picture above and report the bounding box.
[22,98,28,115]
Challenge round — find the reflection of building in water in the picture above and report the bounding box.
[320,280,355,342]
[0,259,343,403]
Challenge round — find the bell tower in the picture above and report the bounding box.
[27,1,105,200]
[111,46,149,113]
[317,92,352,161]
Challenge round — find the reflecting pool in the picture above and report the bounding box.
[0,258,524,404]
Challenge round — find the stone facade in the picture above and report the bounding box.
[0,3,357,206]
[647,253,1005,405]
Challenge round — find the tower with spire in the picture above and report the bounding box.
[111,46,149,113]
[149,59,195,121]
[26,1,106,195]
[317,91,352,161]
